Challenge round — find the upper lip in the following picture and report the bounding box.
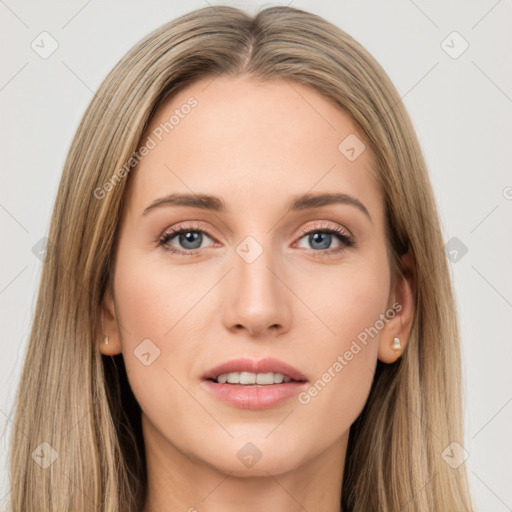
[203,357,308,382]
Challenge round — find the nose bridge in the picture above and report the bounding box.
[224,232,290,335]
[237,238,276,293]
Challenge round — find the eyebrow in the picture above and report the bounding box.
[142,192,372,222]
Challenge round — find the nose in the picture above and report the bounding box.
[222,244,292,338]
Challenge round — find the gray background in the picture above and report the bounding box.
[1,1,511,510]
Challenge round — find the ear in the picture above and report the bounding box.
[98,284,123,356]
[378,250,416,363]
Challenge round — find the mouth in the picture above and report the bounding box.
[207,371,301,385]
[201,358,308,409]
[202,357,308,385]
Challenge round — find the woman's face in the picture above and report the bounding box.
[102,75,412,477]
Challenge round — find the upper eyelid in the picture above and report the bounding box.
[161,221,217,240]
[297,221,351,237]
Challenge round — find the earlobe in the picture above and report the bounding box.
[378,336,404,364]
[378,251,416,364]
[98,286,123,356]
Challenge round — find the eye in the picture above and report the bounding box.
[294,222,355,257]
[157,222,216,256]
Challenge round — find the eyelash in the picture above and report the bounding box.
[156,221,355,258]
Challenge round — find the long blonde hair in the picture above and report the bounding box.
[7,5,474,511]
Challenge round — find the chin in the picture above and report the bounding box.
[197,436,308,477]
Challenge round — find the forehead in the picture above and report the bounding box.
[124,75,383,221]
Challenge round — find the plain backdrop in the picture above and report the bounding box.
[1,1,511,510]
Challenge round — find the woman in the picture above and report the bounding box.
[7,5,474,511]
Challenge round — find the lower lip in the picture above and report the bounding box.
[201,380,308,410]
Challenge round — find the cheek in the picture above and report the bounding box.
[114,267,167,344]
[111,250,199,409]
[295,253,390,425]
[113,247,203,346]
[306,250,390,349]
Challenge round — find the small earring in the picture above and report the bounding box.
[392,337,401,351]
[104,336,109,345]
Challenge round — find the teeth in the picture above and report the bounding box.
[215,372,293,385]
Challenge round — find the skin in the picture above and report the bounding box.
[100,75,415,512]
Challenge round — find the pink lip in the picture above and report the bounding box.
[201,357,308,410]
[202,357,308,382]
[201,380,308,410]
